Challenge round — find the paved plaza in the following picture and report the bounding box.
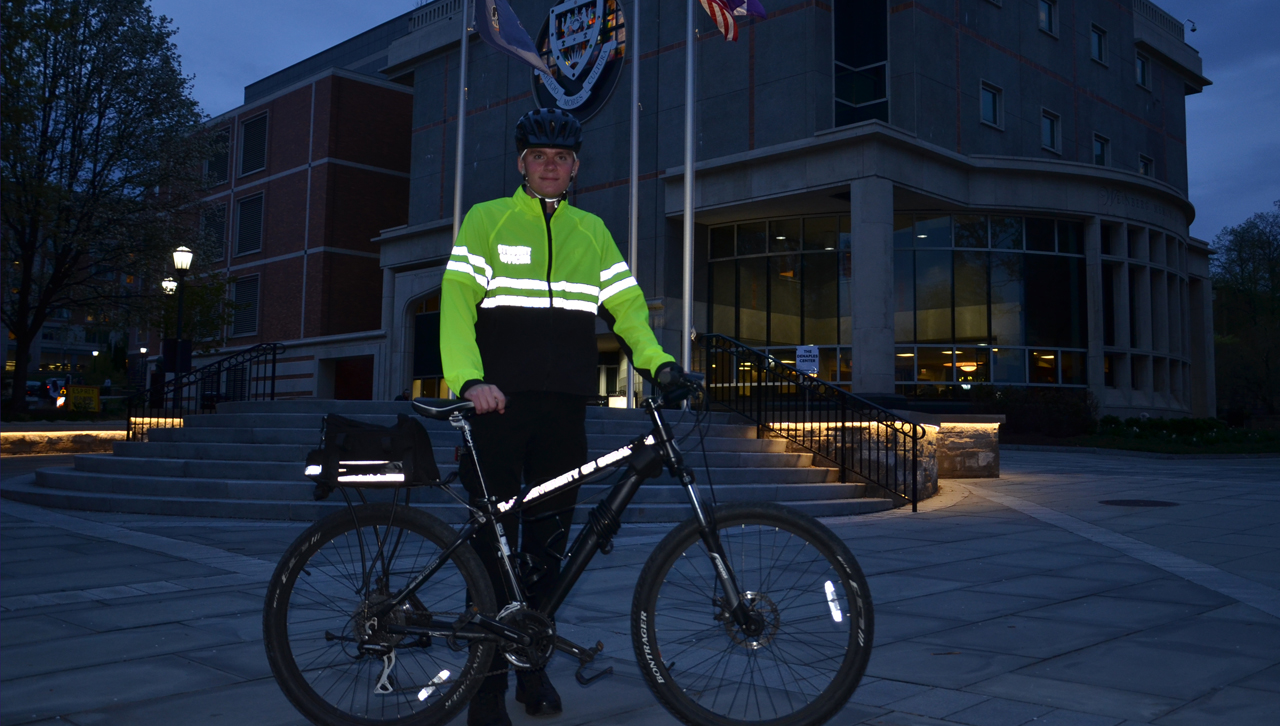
[2,451,1279,726]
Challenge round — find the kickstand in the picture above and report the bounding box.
[554,636,614,686]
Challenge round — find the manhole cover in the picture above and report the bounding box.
[1099,499,1179,508]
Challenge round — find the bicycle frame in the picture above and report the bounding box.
[365,393,762,661]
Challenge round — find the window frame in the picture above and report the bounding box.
[1139,154,1154,177]
[204,202,228,262]
[238,112,269,177]
[1093,133,1110,167]
[234,192,265,257]
[979,80,1003,130]
[1136,52,1151,89]
[1090,24,1108,65]
[1040,109,1061,154]
[1037,0,1057,36]
[230,274,260,338]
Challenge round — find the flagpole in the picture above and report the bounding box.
[681,0,695,373]
[626,0,641,408]
[451,0,471,244]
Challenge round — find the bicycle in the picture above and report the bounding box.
[263,375,874,726]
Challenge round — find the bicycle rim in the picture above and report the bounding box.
[635,505,871,726]
[265,506,493,725]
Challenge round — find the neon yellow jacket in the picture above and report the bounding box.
[441,188,674,397]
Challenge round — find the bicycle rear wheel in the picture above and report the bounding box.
[631,503,872,726]
[264,503,497,726]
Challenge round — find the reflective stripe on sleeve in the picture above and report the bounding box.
[598,276,638,303]
[450,246,493,279]
[446,260,488,287]
[600,261,630,283]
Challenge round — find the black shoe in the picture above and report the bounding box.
[468,672,511,726]
[515,668,563,717]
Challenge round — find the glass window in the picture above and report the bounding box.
[770,219,802,253]
[990,252,1024,345]
[738,257,767,345]
[804,217,840,251]
[894,249,914,342]
[1093,134,1109,166]
[769,255,802,345]
[990,216,1023,249]
[1029,350,1059,383]
[1061,351,1086,385]
[992,347,1025,382]
[953,347,990,383]
[1025,217,1055,252]
[804,252,841,345]
[737,222,766,256]
[895,348,915,381]
[1090,25,1107,63]
[980,83,1001,127]
[1136,53,1150,87]
[954,251,989,343]
[1041,111,1060,152]
[893,215,915,248]
[954,216,988,248]
[914,215,952,248]
[1038,0,1055,34]
[914,250,952,343]
[1139,155,1154,176]
[917,348,953,383]
[1057,220,1083,254]
[710,260,736,336]
[1025,255,1087,347]
[710,226,734,259]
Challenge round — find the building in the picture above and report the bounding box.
[198,0,1215,418]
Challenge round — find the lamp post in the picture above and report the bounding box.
[169,246,193,411]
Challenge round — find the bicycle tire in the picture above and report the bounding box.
[631,502,873,726]
[264,503,497,726]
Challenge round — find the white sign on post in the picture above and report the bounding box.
[795,345,820,376]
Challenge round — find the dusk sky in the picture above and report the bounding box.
[152,0,1279,242]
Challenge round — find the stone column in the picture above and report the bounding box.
[847,176,895,394]
[1084,216,1105,403]
[381,267,396,399]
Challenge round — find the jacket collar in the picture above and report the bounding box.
[512,186,569,217]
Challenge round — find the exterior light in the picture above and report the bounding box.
[896,353,915,357]
[162,277,177,294]
[140,347,148,354]
[917,234,927,238]
[92,351,99,357]
[172,246,194,271]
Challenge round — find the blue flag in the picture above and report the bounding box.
[474,0,553,76]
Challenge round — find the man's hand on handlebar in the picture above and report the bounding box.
[464,383,507,414]
[654,362,704,406]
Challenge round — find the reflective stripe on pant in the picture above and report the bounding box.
[459,391,588,612]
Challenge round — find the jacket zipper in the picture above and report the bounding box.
[543,203,555,391]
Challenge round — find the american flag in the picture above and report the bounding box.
[699,0,739,41]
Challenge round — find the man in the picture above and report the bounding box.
[440,108,683,726]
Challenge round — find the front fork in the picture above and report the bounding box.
[645,402,763,636]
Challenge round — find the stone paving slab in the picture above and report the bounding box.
[2,450,1279,726]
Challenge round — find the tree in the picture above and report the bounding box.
[1212,200,1280,416]
[2,0,214,410]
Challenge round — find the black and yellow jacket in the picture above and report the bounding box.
[440,188,674,397]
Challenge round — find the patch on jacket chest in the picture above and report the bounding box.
[497,245,533,265]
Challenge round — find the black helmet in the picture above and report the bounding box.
[514,108,582,154]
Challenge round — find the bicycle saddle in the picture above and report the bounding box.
[412,397,475,420]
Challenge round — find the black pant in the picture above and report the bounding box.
[459,391,587,613]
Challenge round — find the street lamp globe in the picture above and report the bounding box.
[172,246,194,272]
[140,347,148,354]
[162,277,177,294]
[92,350,99,357]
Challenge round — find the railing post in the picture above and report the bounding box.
[911,428,918,513]
[270,345,278,400]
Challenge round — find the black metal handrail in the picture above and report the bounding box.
[125,343,285,441]
[696,334,929,510]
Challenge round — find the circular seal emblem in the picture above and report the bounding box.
[532,0,627,121]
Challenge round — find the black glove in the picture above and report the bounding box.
[655,362,684,391]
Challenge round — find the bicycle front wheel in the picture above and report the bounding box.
[264,503,497,726]
[631,503,873,726]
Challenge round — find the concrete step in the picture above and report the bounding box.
[36,467,863,504]
[78,448,815,481]
[148,421,757,445]
[214,399,750,423]
[7,475,894,523]
[186,409,750,430]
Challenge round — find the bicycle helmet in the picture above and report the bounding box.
[514,108,583,154]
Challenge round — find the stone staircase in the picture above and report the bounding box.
[7,400,895,522]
